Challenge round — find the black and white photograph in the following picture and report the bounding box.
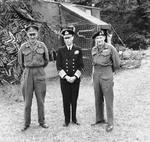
[0,0,150,141]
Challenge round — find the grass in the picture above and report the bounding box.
[0,70,150,142]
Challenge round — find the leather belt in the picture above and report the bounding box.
[25,65,44,68]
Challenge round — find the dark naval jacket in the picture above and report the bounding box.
[56,44,84,82]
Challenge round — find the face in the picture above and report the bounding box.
[27,28,38,42]
[95,35,105,46]
[63,35,74,46]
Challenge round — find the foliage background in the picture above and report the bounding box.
[0,0,149,85]
[71,0,150,49]
[0,0,59,85]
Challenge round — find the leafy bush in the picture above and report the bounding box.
[125,2,150,49]
[125,33,149,50]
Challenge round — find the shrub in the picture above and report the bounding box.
[125,33,148,50]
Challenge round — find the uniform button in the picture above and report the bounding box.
[72,66,74,68]
[66,63,68,65]
[73,62,74,64]
[66,66,68,68]
[73,59,75,61]
[66,70,68,72]
[73,69,75,71]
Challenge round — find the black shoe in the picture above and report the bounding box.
[72,121,80,125]
[91,120,106,126]
[40,123,49,129]
[106,124,113,132]
[63,123,69,127]
[21,125,30,131]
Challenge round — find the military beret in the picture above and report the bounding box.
[92,30,105,39]
[61,29,75,36]
[25,24,39,32]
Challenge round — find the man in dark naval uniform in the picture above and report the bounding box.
[56,28,84,127]
[18,25,49,131]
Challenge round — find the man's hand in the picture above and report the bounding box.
[65,75,71,82]
[69,76,76,83]
[65,75,77,83]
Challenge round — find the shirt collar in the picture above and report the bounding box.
[96,43,106,52]
[66,44,73,50]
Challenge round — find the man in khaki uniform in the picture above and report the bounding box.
[91,30,120,132]
[18,25,49,131]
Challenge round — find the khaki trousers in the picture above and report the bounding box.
[21,67,46,126]
[93,65,114,125]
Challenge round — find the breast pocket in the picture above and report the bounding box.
[22,49,32,63]
[93,50,111,65]
[36,48,44,54]
[101,50,111,62]
[35,48,45,63]
[101,49,111,56]
[73,54,78,61]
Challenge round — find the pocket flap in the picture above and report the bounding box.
[36,48,44,54]
[22,49,32,55]
[101,49,111,56]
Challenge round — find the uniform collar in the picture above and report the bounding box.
[66,44,73,50]
[28,40,38,50]
[96,42,106,52]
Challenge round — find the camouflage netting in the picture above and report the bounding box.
[0,1,59,85]
[0,1,145,86]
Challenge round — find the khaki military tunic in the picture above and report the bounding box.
[18,40,49,126]
[92,42,120,125]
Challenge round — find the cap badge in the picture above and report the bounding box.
[99,31,104,36]
[65,31,69,35]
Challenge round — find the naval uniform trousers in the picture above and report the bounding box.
[60,79,80,124]
[93,65,114,125]
[21,67,46,126]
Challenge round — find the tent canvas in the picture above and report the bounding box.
[60,3,111,29]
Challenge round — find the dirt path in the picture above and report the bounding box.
[0,50,150,142]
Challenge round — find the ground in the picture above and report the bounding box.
[0,50,150,142]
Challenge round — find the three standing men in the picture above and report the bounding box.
[56,29,84,127]
[18,25,49,131]
[91,30,120,132]
[19,24,120,132]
